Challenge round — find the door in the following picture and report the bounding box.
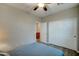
[48,18,77,50]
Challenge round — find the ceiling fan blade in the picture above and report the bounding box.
[57,3,63,5]
[43,6,47,11]
[45,3,51,4]
[33,6,38,11]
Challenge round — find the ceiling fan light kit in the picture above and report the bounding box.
[33,3,47,11]
[33,3,63,11]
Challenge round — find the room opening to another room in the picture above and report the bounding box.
[36,21,41,42]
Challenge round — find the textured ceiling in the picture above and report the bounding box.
[6,3,78,18]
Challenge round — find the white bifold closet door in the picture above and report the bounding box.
[48,18,77,51]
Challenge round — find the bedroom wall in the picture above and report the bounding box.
[40,22,47,43]
[0,4,40,52]
[41,7,78,51]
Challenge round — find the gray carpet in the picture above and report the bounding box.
[41,42,79,56]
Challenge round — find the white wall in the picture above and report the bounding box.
[40,22,47,43]
[41,7,78,51]
[0,4,40,52]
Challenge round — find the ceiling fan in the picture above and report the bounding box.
[33,3,63,11]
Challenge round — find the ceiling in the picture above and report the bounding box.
[6,3,78,18]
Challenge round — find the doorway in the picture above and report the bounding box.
[35,21,48,43]
[36,21,41,42]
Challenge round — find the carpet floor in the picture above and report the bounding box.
[41,42,79,56]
